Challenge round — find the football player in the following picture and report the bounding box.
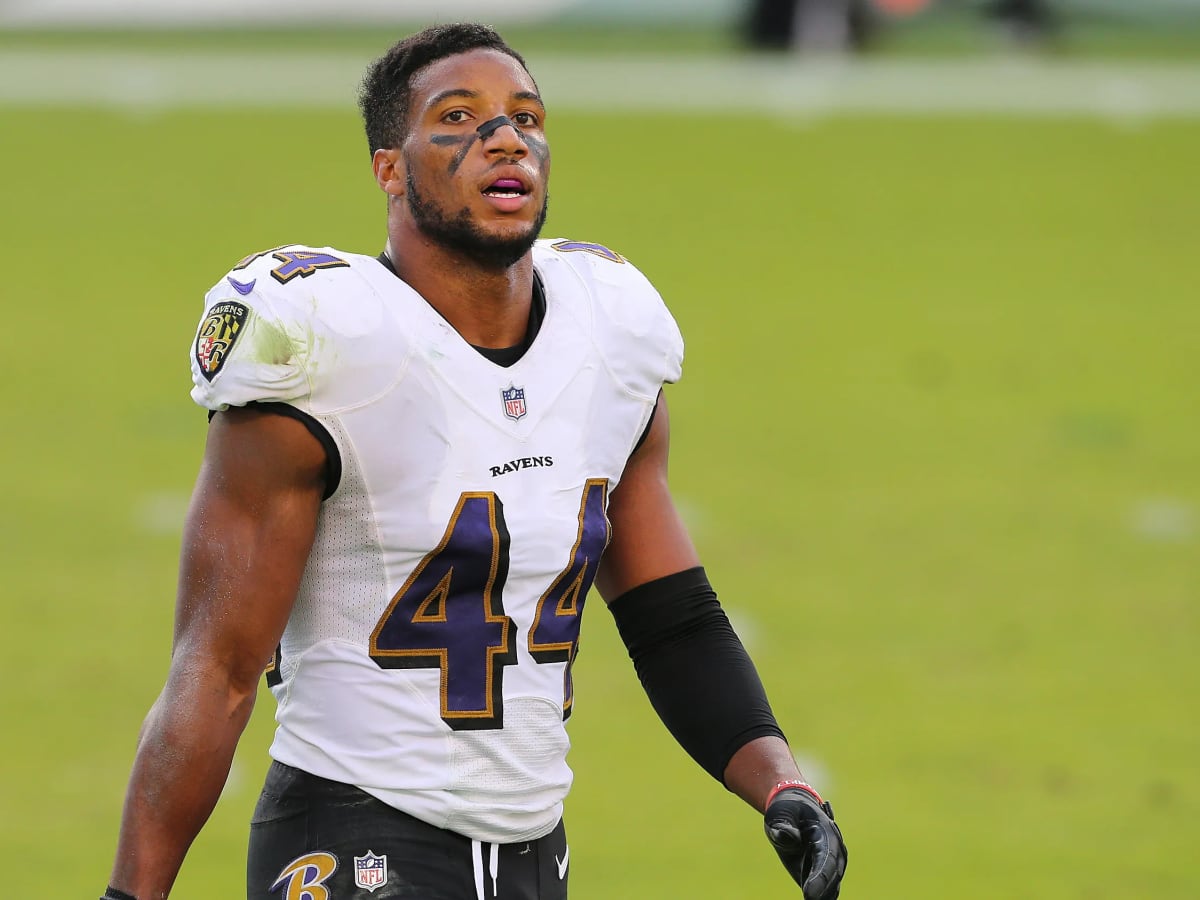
[102,22,847,900]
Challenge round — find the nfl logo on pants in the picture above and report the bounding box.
[354,851,387,892]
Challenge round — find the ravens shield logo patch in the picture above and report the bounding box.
[195,301,249,381]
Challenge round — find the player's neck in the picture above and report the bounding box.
[386,235,534,350]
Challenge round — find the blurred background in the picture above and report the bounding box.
[1,1,1197,897]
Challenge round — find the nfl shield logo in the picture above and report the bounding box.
[502,385,527,421]
[354,851,387,892]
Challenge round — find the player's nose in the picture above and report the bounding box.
[481,120,527,156]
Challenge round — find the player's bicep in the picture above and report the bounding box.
[171,406,326,690]
[596,392,700,602]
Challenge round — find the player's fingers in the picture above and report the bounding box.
[801,821,845,900]
[804,874,841,900]
[764,816,802,849]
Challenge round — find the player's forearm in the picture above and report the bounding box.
[722,735,806,812]
[109,666,258,898]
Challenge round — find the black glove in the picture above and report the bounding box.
[764,785,848,899]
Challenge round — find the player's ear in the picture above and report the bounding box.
[373,148,406,197]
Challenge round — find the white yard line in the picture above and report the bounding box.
[2,48,1200,119]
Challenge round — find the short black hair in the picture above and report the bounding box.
[358,22,531,157]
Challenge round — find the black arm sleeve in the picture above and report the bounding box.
[607,566,787,784]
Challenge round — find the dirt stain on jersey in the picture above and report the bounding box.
[246,315,295,367]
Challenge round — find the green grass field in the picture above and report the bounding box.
[1,28,1198,898]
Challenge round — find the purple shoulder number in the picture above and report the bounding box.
[232,246,350,284]
[550,240,625,264]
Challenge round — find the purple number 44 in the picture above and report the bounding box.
[368,480,609,730]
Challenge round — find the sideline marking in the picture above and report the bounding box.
[3,49,1200,120]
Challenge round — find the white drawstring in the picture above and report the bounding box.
[472,839,485,900]
[472,839,500,899]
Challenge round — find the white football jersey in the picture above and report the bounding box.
[189,239,683,843]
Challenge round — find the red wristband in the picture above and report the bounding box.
[765,779,823,809]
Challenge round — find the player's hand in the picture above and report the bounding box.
[763,785,847,899]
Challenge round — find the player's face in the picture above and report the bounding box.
[399,48,550,268]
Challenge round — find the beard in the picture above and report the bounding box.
[406,171,549,270]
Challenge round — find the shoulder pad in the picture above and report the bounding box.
[536,238,684,396]
[190,244,394,413]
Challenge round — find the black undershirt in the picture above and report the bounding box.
[376,251,545,368]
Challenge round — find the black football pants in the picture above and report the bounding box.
[247,761,570,900]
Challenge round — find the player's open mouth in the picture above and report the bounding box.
[482,178,529,199]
